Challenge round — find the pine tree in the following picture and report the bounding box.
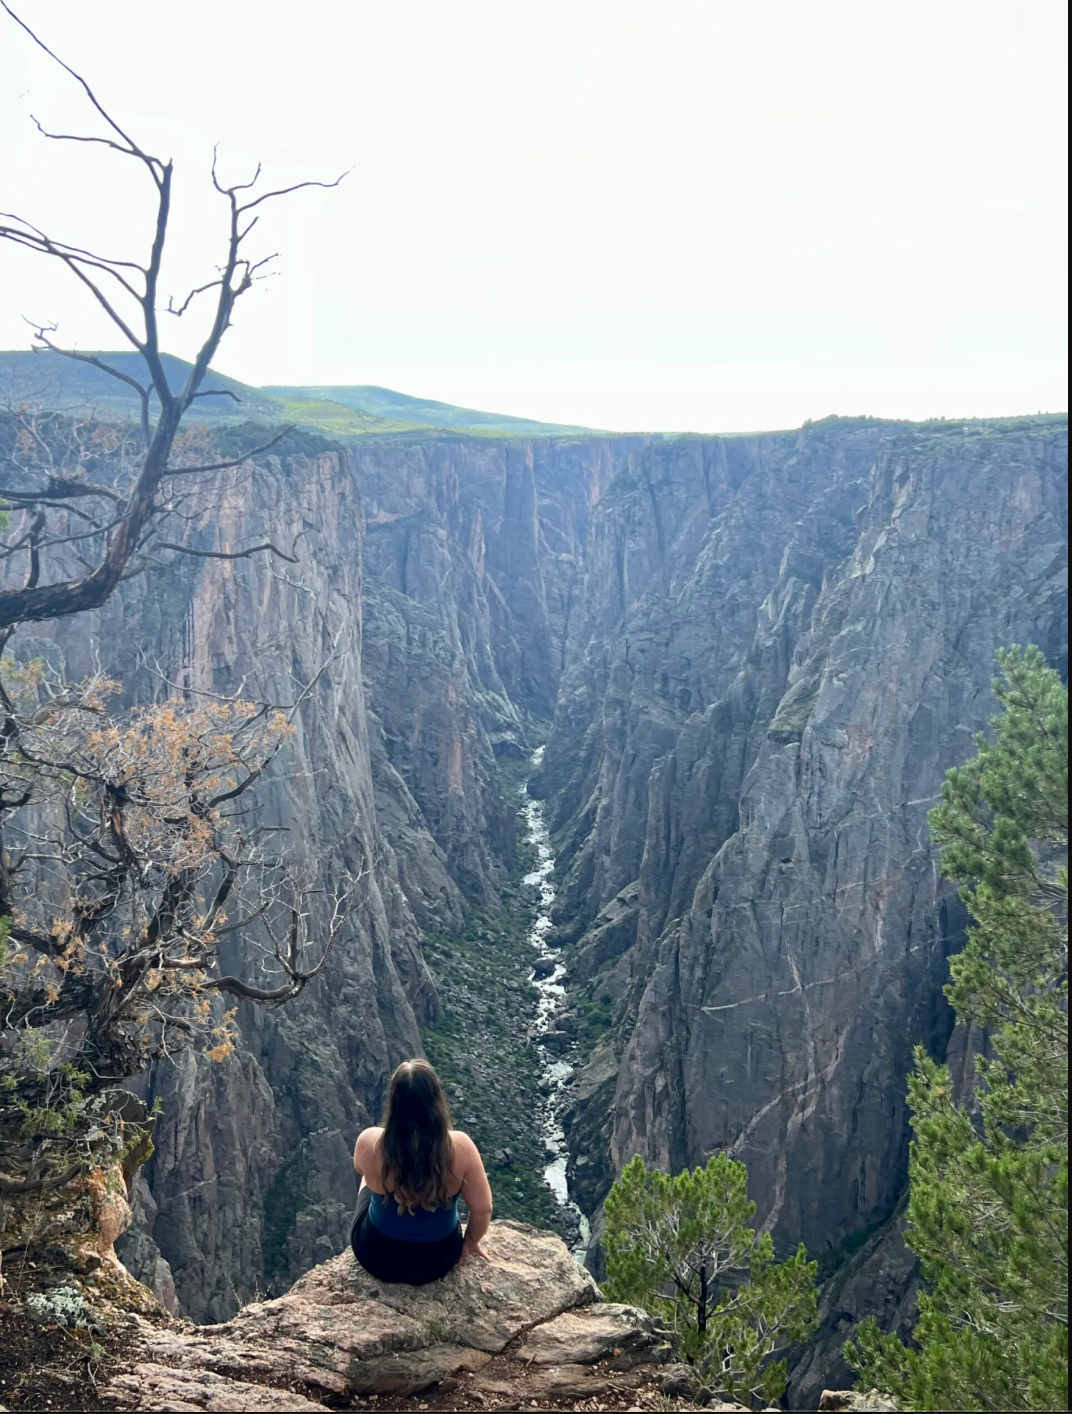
[848,646,1068,1411]
[602,1152,818,1407]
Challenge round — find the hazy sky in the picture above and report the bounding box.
[1,0,1067,431]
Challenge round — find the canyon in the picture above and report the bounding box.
[4,404,1067,1399]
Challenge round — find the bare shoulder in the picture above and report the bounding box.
[355,1126,383,1161]
[449,1130,483,1165]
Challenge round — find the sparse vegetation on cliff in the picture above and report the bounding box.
[420,902,566,1237]
[418,767,569,1237]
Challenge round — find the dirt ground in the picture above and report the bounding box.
[0,1302,125,1412]
[331,1354,680,1412]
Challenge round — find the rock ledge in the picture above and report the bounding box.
[104,1221,677,1411]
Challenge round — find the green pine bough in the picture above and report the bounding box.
[847,646,1068,1412]
[602,1152,818,1407]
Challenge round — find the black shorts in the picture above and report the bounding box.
[350,1187,464,1285]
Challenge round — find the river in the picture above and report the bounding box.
[520,746,592,1264]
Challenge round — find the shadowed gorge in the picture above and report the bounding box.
[2,395,1066,1401]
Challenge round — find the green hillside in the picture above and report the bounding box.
[0,350,282,422]
[0,351,598,438]
[267,395,425,437]
[262,383,596,435]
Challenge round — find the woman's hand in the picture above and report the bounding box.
[460,1232,489,1262]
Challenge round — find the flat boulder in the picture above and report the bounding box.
[272,1216,598,1354]
[104,1220,677,1407]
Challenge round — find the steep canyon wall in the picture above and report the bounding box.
[6,415,1066,1367]
[11,451,435,1319]
[544,421,1066,1243]
[538,418,1067,1400]
[5,432,639,1320]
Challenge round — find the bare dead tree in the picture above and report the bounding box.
[0,1,344,635]
[0,663,370,1193]
[0,402,305,616]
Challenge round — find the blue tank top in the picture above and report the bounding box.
[368,1190,461,1243]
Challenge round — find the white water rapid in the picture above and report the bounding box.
[520,746,592,1265]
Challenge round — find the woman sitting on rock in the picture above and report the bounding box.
[351,1058,493,1285]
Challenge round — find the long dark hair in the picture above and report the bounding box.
[379,1059,455,1211]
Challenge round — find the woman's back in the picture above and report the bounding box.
[350,1061,493,1285]
[355,1125,487,1208]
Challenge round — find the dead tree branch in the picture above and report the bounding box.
[0,2,344,632]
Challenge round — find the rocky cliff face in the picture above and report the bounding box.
[6,431,641,1323]
[13,450,441,1320]
[7,412,1066,1382]
[354,436,642,909]
[542,419,1067,1282]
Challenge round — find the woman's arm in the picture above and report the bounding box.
[456,1133,493,1259]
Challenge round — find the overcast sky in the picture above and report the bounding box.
[1,0,1067,431]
